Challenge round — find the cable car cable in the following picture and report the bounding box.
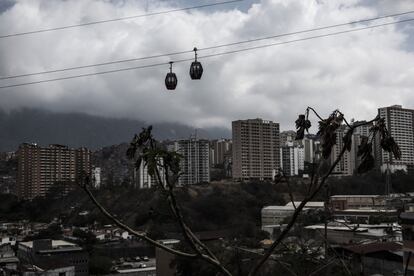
[0,17,413,89]
[1,9,413,81]
[0,0,244,39]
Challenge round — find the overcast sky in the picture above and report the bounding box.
[1,0,414,131]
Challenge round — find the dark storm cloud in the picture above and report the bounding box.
[0,0,414,131]
[0,0,14,14]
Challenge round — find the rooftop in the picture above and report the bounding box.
[20,240,76,249]
[331,195,381,198]
[400,212,414,222]
[344,242,402,255]
[157,239,180,245]
[262,206,296,211]
[335,208,397,213]
[19,240,83,253]
[285,201,324,208]
[304,225,368,232]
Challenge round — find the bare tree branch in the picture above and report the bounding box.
[405,251,412,276]
[248,115,381,276]
[147,139,233,275]
[247,145,348,276]
[308,257,337,276]
[81,183,198,259]
[306,106,324,121]
[84,110,394,276]
[315,230,352,276]
[279,170,296,209]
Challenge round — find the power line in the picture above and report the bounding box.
[0,61,187,89]
[1,9,413,81]
[200,9,414,50]
[1,17,413,90]
[0,0,243,39]
[0,49,192,81]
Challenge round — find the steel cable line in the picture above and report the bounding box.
[1,17,413,89]
[0,0,243,39]
[1,9,414,81]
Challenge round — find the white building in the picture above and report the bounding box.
[377,105,414,173]
[92,167,101,189]
[133,159,166,189]
[168,138,210,186]
[261,206,296,227]
[0,236,16,246]
[280,142,304,176]
[303,136,318,163]
[261,202,323,227]
[330,125,354,176]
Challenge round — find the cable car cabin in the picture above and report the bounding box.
[165,62,177,90]
[189,61,203,80]
[165,72,177,90]
[189,47,203,80]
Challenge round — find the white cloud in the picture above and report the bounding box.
[0,0,414,131]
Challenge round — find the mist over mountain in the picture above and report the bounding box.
[0,109,231,151]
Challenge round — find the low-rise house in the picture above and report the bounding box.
[399,208,414,275]
[262,202,324,227]
[17,239,88,276]
[305,223,401,245]
[17,262,75,276]
[333,208,398,224]
[1,236,16,246]
[261,206,296,227]
[0,243,19,272]
[108,257,156,276]
[339,241,403,276]
[156,240,179,276]
[331,195,386,210]
[90,227,131,241]
[284,201,324,209]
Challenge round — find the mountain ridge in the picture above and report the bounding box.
[0,108,231,151]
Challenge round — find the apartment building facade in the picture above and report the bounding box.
[17,143,91,200]
[211,139,232,166]
[168,138,210,185]
[377,105,414,173]
[133,159,166,189]
[329,125,354,176]
[280,142,304,176]
[232,118,280,180]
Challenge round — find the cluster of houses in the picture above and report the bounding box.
[261,193,414,275]
[0,220,167,276]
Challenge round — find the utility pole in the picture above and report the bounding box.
[386,152,392,196]
[324,182,330,259]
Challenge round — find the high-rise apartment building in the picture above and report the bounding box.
[92,167,101,189]
[17,143,91,200]
[303,136,315,163]
[330,125,354,176]
[133,159,166,189]
[211,139,232,166]
[377,105,414,173]
[280,142,304,176]
[350,121,374,173]
[280,130,297,146]
[168,138,210,185]
[232,118,280,180]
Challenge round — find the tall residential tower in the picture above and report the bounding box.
[17,143,91,200]
[232,118,280,180]
[377,105,414,173]
[168,138,210,185]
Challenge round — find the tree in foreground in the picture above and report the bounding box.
[80,107,401,276]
